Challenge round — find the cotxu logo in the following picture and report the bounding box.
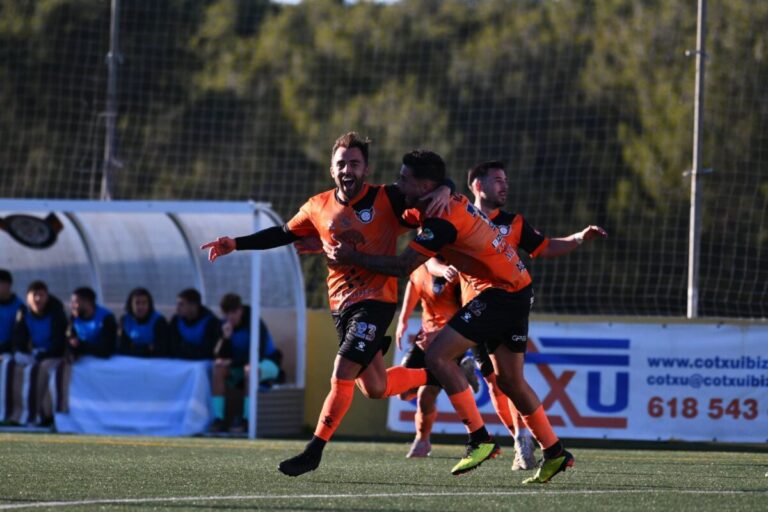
[525,337,630,429]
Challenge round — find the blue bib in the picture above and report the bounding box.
[177,314,211,346]
[230,326,250,361]
[25,313,53,351]
[0,295,23,344]
[123,311,161,346]
[73,306,112,345]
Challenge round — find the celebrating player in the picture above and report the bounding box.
[201,132,453,477]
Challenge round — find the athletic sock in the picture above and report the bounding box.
[468,425,491,445]
[521,404,559,451]
[243,397,250,420]
[305,435,327,457]
[313,378,355,441]
[543,440,564,459]
[447,387,485,435]
[212,396,225,420]
[484,374,516,437]
[415,409,437,439]
[383,367,428,397]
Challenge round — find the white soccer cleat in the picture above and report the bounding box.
[511,434,537,471]
[460,355,480,393]
[406,438,432,458]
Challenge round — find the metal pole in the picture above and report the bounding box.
[100,0,121,200]
[248,209,264,439]
[687,0,706,318]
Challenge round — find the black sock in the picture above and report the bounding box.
[305,436,327,456]
[469,426,491,445]
[543,441,564,459]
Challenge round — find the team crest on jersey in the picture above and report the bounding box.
[432,277,446,295]
[356,208,374,224]
[498,224,510,236]
[416,228,435,241]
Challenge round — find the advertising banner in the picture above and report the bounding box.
[387,320,768,442]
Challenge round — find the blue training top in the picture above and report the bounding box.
[73,305,113,345]
[122,311,162,346]
[0,295,23,344]
[177,314,212,346]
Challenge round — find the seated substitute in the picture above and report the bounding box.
[210,293,284,433]
[67,287,117,360]
[10,280,67,426]
[118,287,170,358]
[168,288,220,360]
[0,269,24,355]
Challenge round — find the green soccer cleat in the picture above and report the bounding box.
[450,440,500,475]
[522,450,574,484]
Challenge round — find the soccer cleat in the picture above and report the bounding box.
[451,440,500,475]
[208,418,227,433]
[278,449,322,477]
[406,438,432,458]
[460,355,480,393]
[511,435,537,471]
[522,449,574,484]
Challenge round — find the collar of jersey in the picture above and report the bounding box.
[335,183,370,207]
[487,207,501,219]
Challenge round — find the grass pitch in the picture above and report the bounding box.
[1,433,766,511]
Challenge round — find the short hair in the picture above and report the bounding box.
[402,150,446,182]
[0,269,12,284]
[73,286,97,304]
[27,280,48,293]
[467,160,505,189]
[219,293,243,313]
[331,132,371,164]
[125,287,155,315]
[177,288,201,306]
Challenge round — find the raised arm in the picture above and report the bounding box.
[539,225,607,259]
[201,226,300,262]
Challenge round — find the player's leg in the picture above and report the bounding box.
[35,358,60,427]
[210,359,230,432]
[407,384,440,458]
[426,321,499,475]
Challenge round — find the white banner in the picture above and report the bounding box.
[55,356,212,436]
[387,320,768,443]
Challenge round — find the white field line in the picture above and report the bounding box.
[0,489,765,510]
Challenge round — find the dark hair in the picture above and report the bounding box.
[219,293,243,313]
[332,131,371,164]
[0,269,12,284]
[401,150,446,182]
[27,280,48,293]
[73,286,97,304]
[467,160,505,189]
[177,288,201,306]
[125,287,155,317]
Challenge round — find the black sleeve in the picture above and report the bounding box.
[235,226,300,251]
[411,218,458,254]
[118,316,131,355]
[12,309,29,353]
[152,317,170,357]
[167,316,181,358]
[518,216,547,255]
[80,315,117,358]
[202,317,222,359]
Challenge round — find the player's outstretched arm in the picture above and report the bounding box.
[200,226,301,263]
[540,225,608,259]
[424,257,458,283]
[396,280,420,350]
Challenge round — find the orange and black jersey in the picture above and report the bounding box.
[487,209,548,256]
[286,183,417,312]
[409,264,461,334]
[408,194,533,298]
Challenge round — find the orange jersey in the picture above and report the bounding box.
[460,208,548,303]
[409,264,461,333]
[286,183,415,312]
[408,194,532,302]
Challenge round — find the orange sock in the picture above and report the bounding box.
[415,409,437,439]
[521,404,559,450]
[383,367,427,397]
[447,387,485,434]
[313,378,355,441]
[485,374,516,436]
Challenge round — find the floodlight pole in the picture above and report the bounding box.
[687,0,707,318]
[248,210,264,439]
[101,0,121,200]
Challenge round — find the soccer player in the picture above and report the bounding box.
[67,287,117,360]
[324,149,595,483]
[200,132,452,477]
[395,257,478,458]
[118,287,170,358]
[465,160,607,470]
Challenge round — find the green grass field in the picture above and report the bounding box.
[1,433,766,511]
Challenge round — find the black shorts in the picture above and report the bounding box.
[333,300,396,367]
[400,343,426,369]
[448,286,533,355]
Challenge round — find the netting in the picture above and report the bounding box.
[0,0,766,317]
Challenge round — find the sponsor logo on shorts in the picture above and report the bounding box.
[511,335,527,343]
[355,341,366,351]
